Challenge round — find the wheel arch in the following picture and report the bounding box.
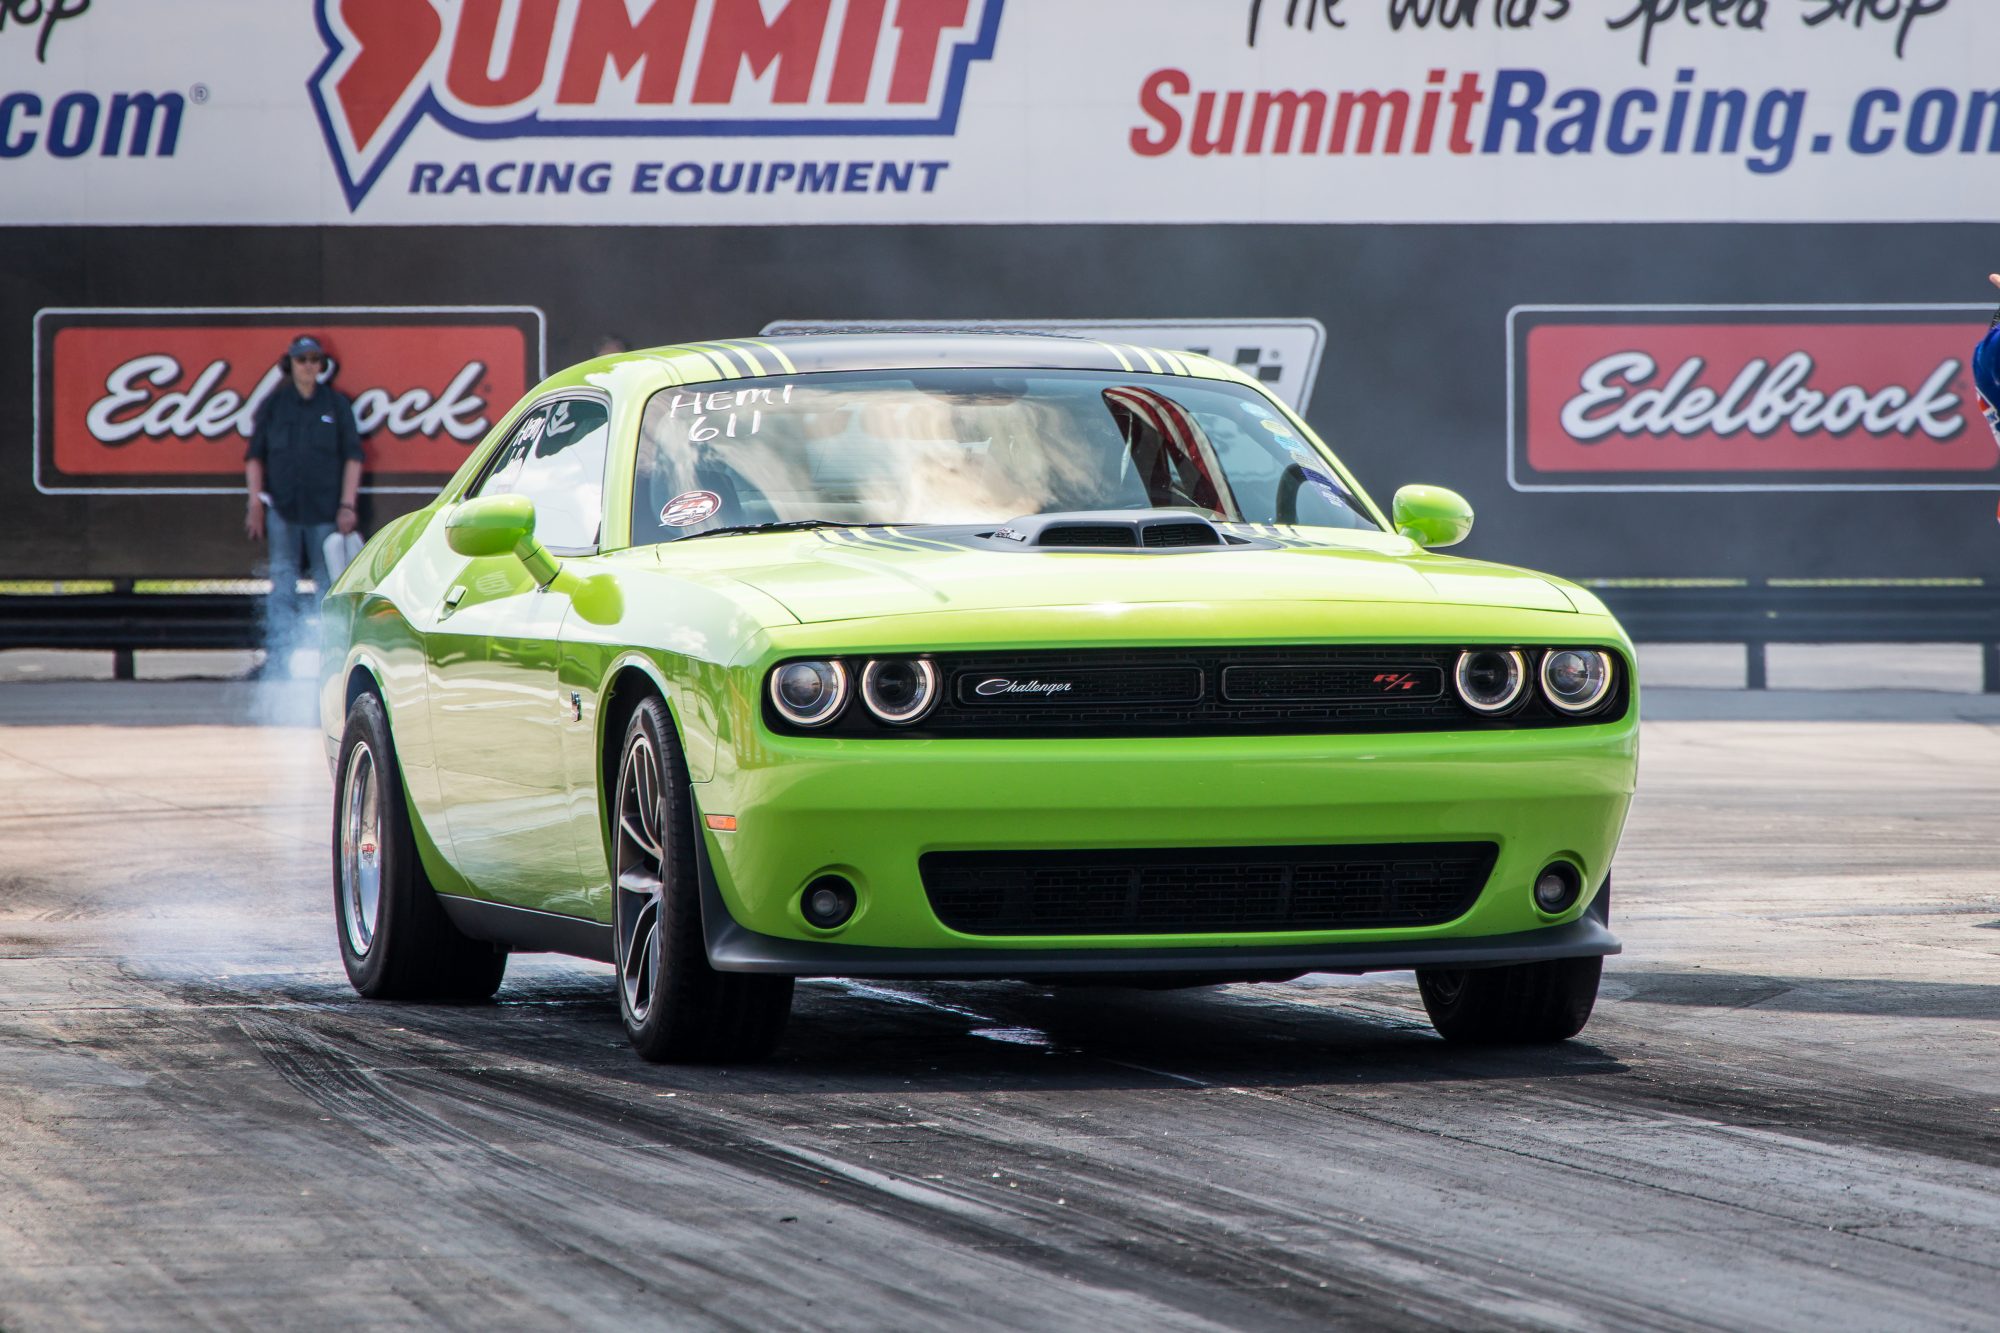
[336,652,470,898]
[344,661,382,713]
[598,658,680,821]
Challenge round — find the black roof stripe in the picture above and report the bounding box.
[692,341,758,377]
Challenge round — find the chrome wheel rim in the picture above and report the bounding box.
[339,743,382,957]
[613,728,665,1026]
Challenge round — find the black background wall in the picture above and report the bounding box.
[5,222,1995,581]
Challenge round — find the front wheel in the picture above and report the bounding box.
[612,695,792,1063]
[1416,956,1602,1044]
[334,691,507,1001]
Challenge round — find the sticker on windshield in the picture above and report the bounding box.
[661,490,722,527]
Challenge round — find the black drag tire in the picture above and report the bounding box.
[612,694,792,1064]
[1416,955,1602,1044]
[333,691,507,1002]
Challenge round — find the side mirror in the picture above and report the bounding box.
[1391,484,1474,549]
[446,494,560,586]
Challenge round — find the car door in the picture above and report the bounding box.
[426,394,611,916]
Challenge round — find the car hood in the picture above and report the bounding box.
[661,530,1580,624]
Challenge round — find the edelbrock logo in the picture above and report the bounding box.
[974,678,1071,698]
[309,0,1005,210]
[83,353,493,448]
[1560,351,1962,444]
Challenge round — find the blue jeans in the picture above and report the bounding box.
[262,508,336,662]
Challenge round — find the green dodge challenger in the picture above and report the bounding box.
[321,332,1637,1062]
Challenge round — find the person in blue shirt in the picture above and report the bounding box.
[244,334,364,669]
[1978,275,2000,449]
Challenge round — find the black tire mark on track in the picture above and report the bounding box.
[216,996,1532,1331]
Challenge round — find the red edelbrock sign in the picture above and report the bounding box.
[34,309,543,494]
[1510,308,1997,490]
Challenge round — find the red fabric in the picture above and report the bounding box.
[1104,385,1224,513]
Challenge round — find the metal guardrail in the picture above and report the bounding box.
[0,581,271,680]
[1588,579,2000,692]
[5,578,1999,690]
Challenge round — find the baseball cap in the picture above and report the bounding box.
[286,334,325,359]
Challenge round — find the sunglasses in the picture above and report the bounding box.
[294,353,325,365]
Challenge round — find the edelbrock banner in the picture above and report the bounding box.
[32,307,545,494]
[0,0,1994,226]
[1508,304,1998,492]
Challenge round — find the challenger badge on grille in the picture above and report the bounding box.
[956,667,1205,706]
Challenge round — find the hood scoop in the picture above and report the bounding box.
[980,511,1250,551]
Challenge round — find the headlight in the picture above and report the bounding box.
[861,657,938,725]
[770,660,848,727]
[1454,648,1528,714]
[1539,649,1614,714]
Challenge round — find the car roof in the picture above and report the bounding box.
[535,331,1265,397]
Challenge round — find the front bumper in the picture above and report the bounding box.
[695,720,1637,969]
[700,844,1619,976]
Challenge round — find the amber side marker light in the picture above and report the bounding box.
[704,814,738,831]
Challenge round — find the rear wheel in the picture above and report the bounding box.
[1416,956,1602,1044]
[335,691,507,1001]
[612,694,791,1063]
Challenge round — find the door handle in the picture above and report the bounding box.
[442,584,467,613]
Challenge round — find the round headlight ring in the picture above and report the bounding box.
[1539,649,1614,715]
[861,657,939,725]
[770,659,848,727]
[1454,648,1528,714]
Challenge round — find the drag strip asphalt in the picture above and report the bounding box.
[0,681,1995,1330]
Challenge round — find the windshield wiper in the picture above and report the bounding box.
[678,520,900,542]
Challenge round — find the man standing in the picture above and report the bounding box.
[1979,275,2000,449]
[244,334,363,668]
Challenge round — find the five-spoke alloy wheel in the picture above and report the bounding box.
[614,725,668,1028]
[334,690,507,1001]
[338,741,383,959]
[611,693,792,1063]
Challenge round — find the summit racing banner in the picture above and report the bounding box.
[310,0,1000,209]
[0,0,1992,225]
[33,308,544,495]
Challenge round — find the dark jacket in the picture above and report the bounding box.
[1975,317,2000,449]
[247,381,363,524]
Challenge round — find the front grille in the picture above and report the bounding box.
[1038,525,1137,547]
[1221,663,1444,702]
[765,646,1631,738]
[921,842,1495,936]
[920,646,1615,736]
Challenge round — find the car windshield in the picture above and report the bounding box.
[630,368,1378,544]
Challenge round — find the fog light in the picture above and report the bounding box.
[1533,863,1582,914]
[802,875,857,929]
[770,660,848,727]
